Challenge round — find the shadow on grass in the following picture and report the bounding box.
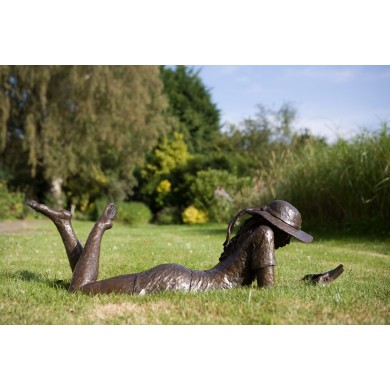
[13,270,70,290]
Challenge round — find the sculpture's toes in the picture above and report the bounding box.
[25,200,72,221]
[98,203,117,229]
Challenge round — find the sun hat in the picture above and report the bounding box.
[256,200,313,243]
[223,200,313,247]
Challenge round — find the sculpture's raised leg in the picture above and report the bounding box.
[69,203,116,292]
[26,200,83,272]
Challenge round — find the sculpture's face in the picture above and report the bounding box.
[274,230,291,249]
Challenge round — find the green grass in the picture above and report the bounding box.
[0,220,389,324]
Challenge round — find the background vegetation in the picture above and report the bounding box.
[1,65,389,235]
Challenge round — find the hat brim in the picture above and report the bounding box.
[254,209,313,243]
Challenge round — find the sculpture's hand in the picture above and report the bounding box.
[302,264,344,285]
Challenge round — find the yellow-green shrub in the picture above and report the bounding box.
[182,206,208,224]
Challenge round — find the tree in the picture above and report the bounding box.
[216,103,301,175]
[0,66,169,208]
[159,65,221,153]
[134,65,227,217]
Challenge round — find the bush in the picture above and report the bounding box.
[0,182,24,220]
[155,207,181,225]
[116,201,152,225]
[190,169,251,223]
[90,197,111,220]
[182,206,208,224]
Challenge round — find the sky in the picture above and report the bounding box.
[192,65,390,143]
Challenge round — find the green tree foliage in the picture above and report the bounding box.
[159,65,221,153]
[219,103,299,175]
[0,66,169,208]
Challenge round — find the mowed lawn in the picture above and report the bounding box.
[0,219,389,325]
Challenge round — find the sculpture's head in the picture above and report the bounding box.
[258,200,313,243]
[222,200,313,250]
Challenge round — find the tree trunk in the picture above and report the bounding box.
[51,177,64,209]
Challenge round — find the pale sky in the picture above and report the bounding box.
[192,65,390,143]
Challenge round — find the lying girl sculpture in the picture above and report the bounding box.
[26,199,343,295]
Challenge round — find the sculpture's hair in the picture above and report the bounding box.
[219,215,266,262]
[219,205,291,262]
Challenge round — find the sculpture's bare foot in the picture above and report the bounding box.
[97,203,117,230]
[26,200,72,224]
[302,264,344,285]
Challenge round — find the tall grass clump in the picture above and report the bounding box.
[257,124,390,231]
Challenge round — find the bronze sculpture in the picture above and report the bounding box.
[26,199,343,295]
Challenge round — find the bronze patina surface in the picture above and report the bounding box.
[302,264,344,285]
[26,200,343,295]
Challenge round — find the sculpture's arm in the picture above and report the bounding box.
[251,226,277,288]
[255,266,275,288]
